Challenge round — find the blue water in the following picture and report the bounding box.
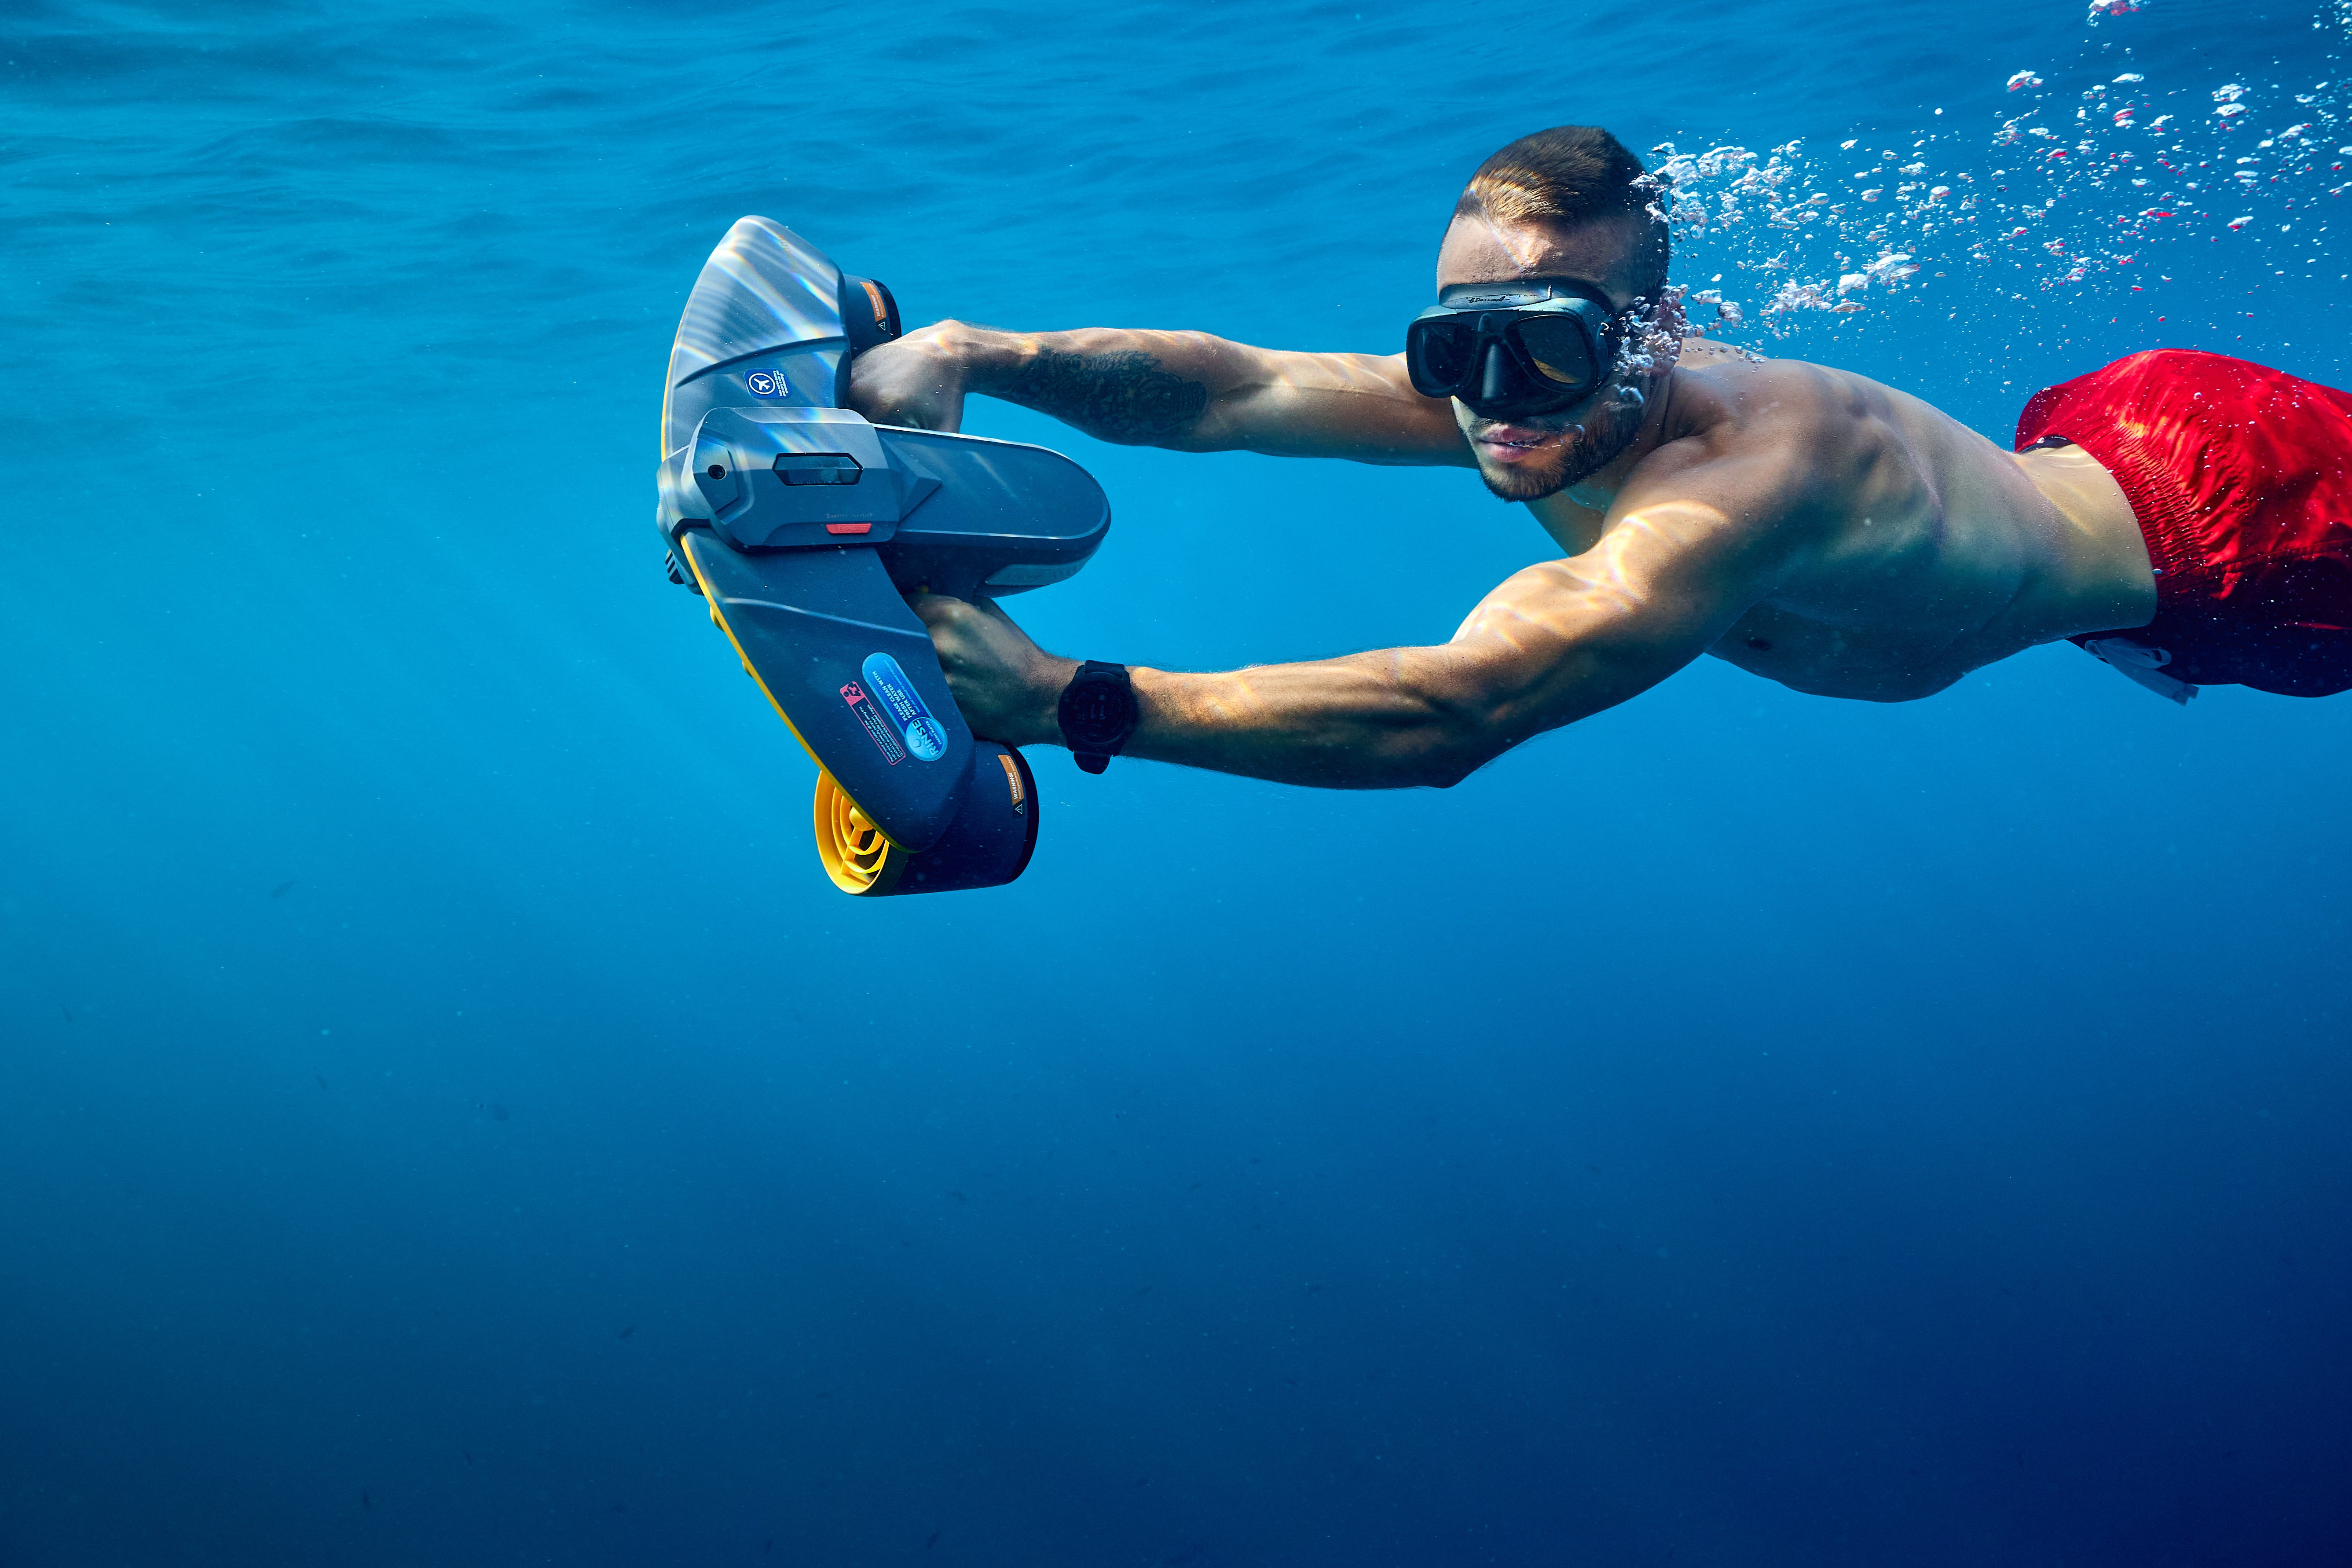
[5,2,2352,1562]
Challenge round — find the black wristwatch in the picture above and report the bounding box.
[1057,660,1139,774]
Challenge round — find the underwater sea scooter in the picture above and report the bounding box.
[655,218,1111,895]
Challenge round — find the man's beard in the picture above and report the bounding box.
[1471,390,1642,503]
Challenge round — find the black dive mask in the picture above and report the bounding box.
[1406,278,1631,421]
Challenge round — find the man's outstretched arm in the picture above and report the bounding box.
[917,442,1815,788]
[849,322,1475,466]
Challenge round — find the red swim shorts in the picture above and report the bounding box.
[2015,348,2352,697]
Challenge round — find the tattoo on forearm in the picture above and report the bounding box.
[998,349,1209,443]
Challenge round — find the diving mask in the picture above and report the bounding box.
[1405,278,1632,421]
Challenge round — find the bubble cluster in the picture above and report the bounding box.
[1649,31,2348,343]
[1643,136,1959,338]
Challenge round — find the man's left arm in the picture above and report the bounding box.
[919,443,1816,789]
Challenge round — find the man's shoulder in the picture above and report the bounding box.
[1624,349,1873,539]
[1661,345,1855,458]
[1674,341,1852,400]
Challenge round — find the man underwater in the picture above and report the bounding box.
[848,125,2352,787]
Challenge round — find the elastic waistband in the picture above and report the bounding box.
[2016,409,2205,602]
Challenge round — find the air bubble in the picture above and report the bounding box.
[1645,60,2341,343]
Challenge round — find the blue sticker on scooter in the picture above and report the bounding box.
[859,652,949,762]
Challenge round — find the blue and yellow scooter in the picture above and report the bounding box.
[655,218,1110,895]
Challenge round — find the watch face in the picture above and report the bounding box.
[1062,674,1136,748]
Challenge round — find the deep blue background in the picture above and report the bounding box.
[4,2,2350,1563]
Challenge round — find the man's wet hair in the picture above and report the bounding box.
[1454,126,1669,304]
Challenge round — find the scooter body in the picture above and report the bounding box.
[655,217,1110,894]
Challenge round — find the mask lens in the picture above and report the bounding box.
[1408,319,1477,395]
[1514,315,1598,389]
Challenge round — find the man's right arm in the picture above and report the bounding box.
[846,321,1476,467]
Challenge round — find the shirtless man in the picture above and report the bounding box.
[848,125,2352,788]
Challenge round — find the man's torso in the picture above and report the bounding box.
[1521,341,2156,701]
